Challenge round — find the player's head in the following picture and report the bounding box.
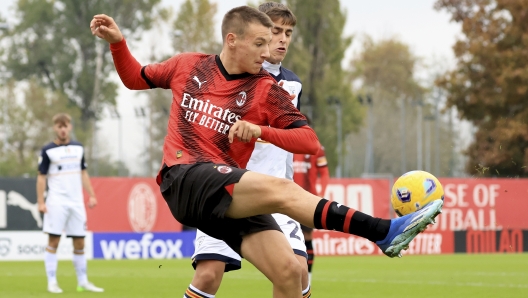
[258,2,297,64]
[52,113,72,143]
[221,6,274,74]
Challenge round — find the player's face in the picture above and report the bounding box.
[53,122,71,142]
[267,19,294,64]
[237,23,271,74]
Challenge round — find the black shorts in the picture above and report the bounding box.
[160,162,282,255]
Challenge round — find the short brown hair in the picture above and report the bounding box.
[258,2,297,26]
[52,113,71,126]
[221,6,274,41]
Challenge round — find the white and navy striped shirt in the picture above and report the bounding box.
[38,141,86,204]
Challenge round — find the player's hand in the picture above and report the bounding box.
[88,196,97,208]
[90,14,123,44]
[229,120,262,143]
[278,81,296,100]
[38,202,47,213]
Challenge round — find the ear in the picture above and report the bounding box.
[226,33,237,48]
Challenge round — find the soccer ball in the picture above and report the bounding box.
[391,170,444,217]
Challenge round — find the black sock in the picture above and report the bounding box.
[313,198,391,242]
[305,240,314,273]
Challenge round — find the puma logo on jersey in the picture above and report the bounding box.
[193,76,206,89]
[236,91,247,106]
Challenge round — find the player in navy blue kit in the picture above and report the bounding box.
[37,113,103,293]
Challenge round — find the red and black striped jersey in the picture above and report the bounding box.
[142,53,307,169]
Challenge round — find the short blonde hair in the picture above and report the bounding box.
[52,113,71,126]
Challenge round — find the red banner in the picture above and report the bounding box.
[85,178,181,232]
[312,178,528,256]
[322,179,391,218]
[429,178,528,232]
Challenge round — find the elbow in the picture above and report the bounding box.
[307,142,319,155]
[306,130,320,155]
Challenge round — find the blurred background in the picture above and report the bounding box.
[4,0,524,180]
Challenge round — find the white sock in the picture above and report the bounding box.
[73,252,88,285]
[303,284,311,297]
[44,249,58,285]
[187,284,215,297]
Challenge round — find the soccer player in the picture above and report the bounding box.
[37,113,104,294]
[187,3,311,298]
[91,6,443,297]
[293,141,329,282]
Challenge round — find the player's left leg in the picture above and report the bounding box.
[227,171,443,258]
[67,205,103,292]
[241,230,303,298]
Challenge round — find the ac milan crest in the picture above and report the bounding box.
[217,165,232,174]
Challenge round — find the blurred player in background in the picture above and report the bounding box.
[37,113,104,294]
[187,3,311,298]
[92,5,443,297]
[293,137,329,282]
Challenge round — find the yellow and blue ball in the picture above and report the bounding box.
[391,170,444,217]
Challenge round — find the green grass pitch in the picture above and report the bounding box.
[1,254,527,297]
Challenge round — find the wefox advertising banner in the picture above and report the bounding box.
[93,232,196,259]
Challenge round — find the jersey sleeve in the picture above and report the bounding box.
[263,81,307,128]
[316,146,328,168]
[38,148,50,174]
[81,152,87,170]
[142,54,183,89]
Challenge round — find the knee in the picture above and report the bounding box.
[268,256,303,286]
[192,261,224,293]
[194,269,221,286]
[267,178,300,211]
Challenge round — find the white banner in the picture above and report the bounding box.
[0,231,93,261]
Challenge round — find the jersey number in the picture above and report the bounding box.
[287,220,301,240]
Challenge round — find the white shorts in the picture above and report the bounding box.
[43,203,87,237]
[192,214,306,272]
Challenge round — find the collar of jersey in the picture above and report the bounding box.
[263,61,281,76]
[215,55,253,81]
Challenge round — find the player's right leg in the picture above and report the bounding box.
[186,229,242,297]
[226,171,443,258]
[43,203,68,294]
